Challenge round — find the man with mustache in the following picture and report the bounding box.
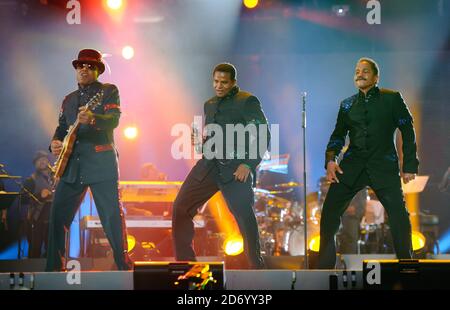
[318,58,419,268]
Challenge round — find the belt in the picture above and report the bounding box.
[94,144,114,152]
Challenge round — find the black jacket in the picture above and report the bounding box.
[193,86,270,185]
[325,87,419,189]
[52,81,121,184]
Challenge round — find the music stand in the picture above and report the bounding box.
[402,175,429,194]
[0,175,22,179]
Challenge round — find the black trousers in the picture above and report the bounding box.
[27,220,49,258]
[172,163,264,269]
[46,179,131,271]
[318,170,412,269]
[27,203,51,258]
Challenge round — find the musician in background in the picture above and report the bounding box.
[47,49,131,271]
[339,188,367,254]
[21,151,54,258]
[140,162,168,181]
[312,177,367,254]
[125,163,169,217]
[360,190,387,253]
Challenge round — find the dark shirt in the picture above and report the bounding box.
[204,86,270,170]
[198,86,270,185]
[345,86,381,157]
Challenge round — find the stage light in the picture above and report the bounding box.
[122,45,134,60]
[107,0,123,10]
[332,5,349,17]
[124,126,138,140]
[243,0,259,9]
[127,234,136,252]
[224,236,244,256]
[309,235,320,252]
[412,231,426,251]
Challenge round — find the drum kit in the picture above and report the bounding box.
[253,159,431,257]
[253,181,321,256]
[253,179,395,256]
[254,155,324,256]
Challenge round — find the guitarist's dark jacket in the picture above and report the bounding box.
[325,86,419,190]
[52,81,121,184]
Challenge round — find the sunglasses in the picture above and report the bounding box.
[76,63,97,71]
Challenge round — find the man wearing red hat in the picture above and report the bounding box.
[46,49,132,271]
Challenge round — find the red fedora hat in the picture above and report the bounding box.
[72,48,105,74]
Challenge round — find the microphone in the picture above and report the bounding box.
[191,122,202,154]
[301,92,307,129]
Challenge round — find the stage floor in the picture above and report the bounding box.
[1,254,450,290]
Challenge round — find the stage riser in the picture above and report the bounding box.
[0,271,133,290]
[340,254,397,270]
[4,255,449,272]
[0,270,363,290]
[225,270,364,290]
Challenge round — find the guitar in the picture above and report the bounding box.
[52,90,104,180]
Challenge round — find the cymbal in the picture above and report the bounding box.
[254,188,289,207]
[254,188,272,196]
[0,174,21,179]
[267,189,293,195]
[266,195,289,208]
[254,188,292,195]
[274,182,302,188]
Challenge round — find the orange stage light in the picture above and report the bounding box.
[207,192,243,256]
[309,235,320,252]
[224,236,244,256]
[243,0,259,9]
[127,234,136,252]
[412,231,426,252]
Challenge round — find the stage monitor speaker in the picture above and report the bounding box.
[133,261,224,290]
[363,259,450,290]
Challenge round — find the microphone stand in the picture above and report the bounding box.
[301,92,308,269]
